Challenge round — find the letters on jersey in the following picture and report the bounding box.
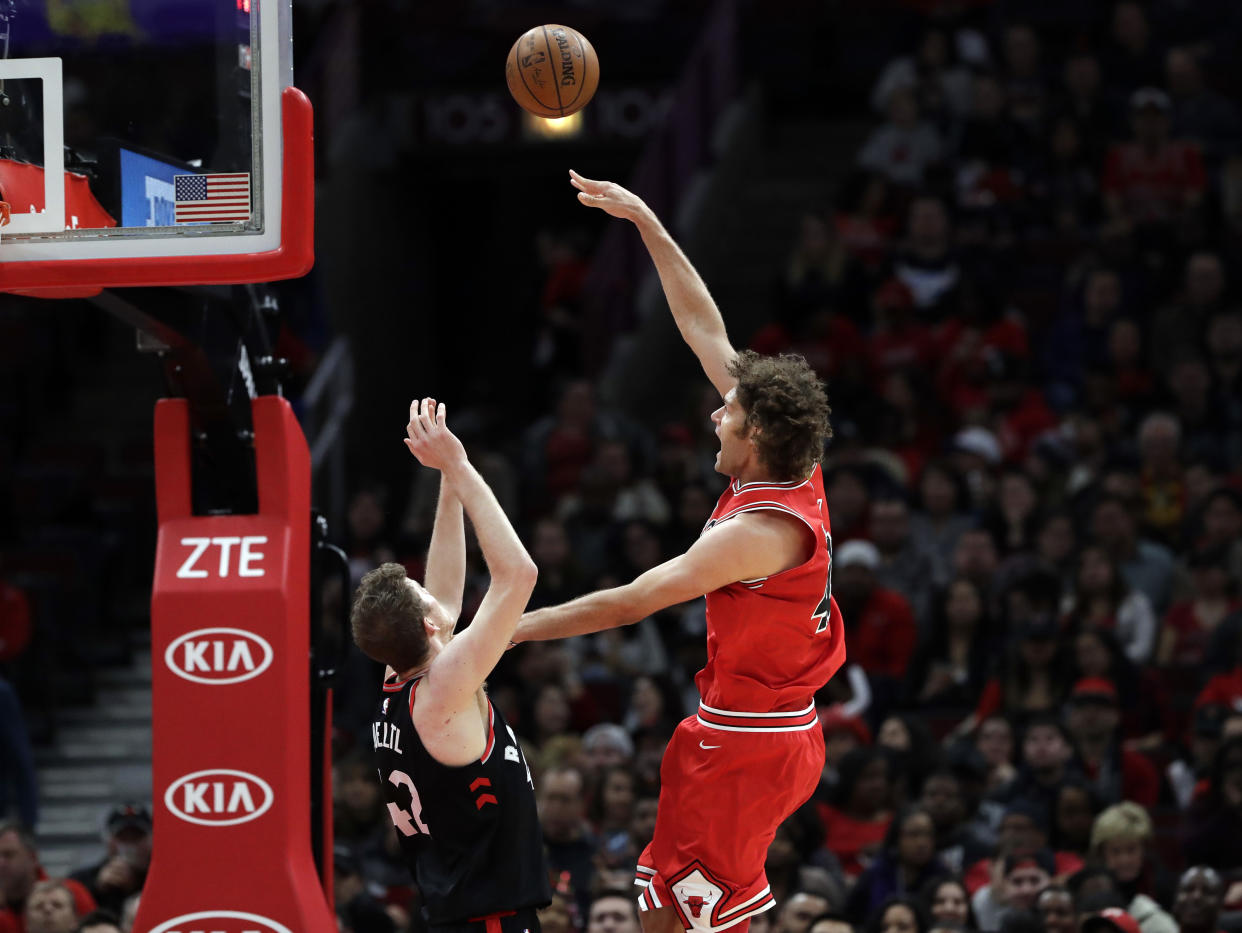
[370,675,551,923]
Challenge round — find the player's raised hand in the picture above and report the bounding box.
[404,397,466,472]
[569,169,649,223]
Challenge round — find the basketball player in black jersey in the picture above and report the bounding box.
[351,397,551,933]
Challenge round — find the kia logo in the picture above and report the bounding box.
[147,909,293,933]
[165,769,274,826]
[164,628,273,685]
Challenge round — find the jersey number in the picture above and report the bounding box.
[386,769,431,837]
[811,528,833,634]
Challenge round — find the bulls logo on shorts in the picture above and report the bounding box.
[670,868,723,929]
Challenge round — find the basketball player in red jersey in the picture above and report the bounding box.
[511,171,844,933]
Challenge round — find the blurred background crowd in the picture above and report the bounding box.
[4,0,1242,932]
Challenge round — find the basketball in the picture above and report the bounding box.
[505,24,599,119]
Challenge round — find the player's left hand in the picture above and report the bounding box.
[569,169,650,224]
[404,397,466,472]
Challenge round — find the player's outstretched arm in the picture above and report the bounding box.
[403,398,537,715]
[570,169,737,397]
[422,475,465,623]
[512,510,805,643]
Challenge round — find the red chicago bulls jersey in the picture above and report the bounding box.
[695,463,845,714]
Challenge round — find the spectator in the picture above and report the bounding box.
[857,86,944,189]
[893,197,960,320]
[807,914,854,933]
[766,810,845,911]
[1063,679,1161,808]
[67,805,150,919]
[1037,884,1077,933]
[777,212,854,323]
[1089,804,1176,933]
[820,708,873,792]
[527,518,585,611]
[817,747,895,881]
[974,715,1017,792]
[1150,252,1229,379]
[558,442,668,527]
[908,462,974,589]
[579,724,633,779]
[75,910,122,933]
[989,715,1078,818]
[1196,488,1242,591]
[332,845,394,933]
[866,896,929,933]
[847,807,948,924]
[538,766,595,921]
[0,822,95,933]
[1184,736,1242,869]
[834,540,918,698]
[1101,2,1166,96]
[588,766,635,840]
[1159,544,1240,668]
[1090,495,1176,614]
[870,27,972,125]
[921,877,973,929]
[1134,413,1185,546]
[1050,777,1103,858]
[972,849,1055,932]
[1171,866,1223,933]
[778,891,834,933]
[1070,625,1170,751]
[1102,87,1206,238]
[1080,908,1146,933]
[1053,52,1115,169]
[906,578,992,711]
[0,678,36,831]
[1062,546,1158,665]
[973,796,1084,894]
[585,890,639,933]
[1165,48,1241,169]
[964,618,1069,735]
[23,882,80,933]
[871,496,936,626]
[1194,629,1242,712]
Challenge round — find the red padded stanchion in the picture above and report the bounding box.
[138,395,335,933]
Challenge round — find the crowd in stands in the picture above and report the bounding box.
[5,2,1242,933]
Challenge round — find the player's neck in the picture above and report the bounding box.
[397,637,444,681]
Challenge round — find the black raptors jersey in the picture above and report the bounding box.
[371,673,551,925]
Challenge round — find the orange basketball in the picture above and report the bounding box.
[505,24,599,119]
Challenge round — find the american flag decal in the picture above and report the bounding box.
[174,173,251,223]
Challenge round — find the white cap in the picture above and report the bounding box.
[953,426,1002,466]
[836,539,881,571]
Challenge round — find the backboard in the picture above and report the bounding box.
[0,0,312,296]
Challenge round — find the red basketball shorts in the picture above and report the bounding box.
[634,701,824,932]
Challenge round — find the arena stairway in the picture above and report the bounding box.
[33,643,154,878]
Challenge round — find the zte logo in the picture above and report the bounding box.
[147,910,293,933]
[176,536,268,578]
[165,628,273,685]
[164,769,274,826]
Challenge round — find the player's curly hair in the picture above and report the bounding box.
[728,350,832,481]
[350,562,429,672]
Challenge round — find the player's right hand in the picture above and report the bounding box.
[404,397,467,472]
[569,169,648,223]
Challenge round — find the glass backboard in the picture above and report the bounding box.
[0,0,311,294]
